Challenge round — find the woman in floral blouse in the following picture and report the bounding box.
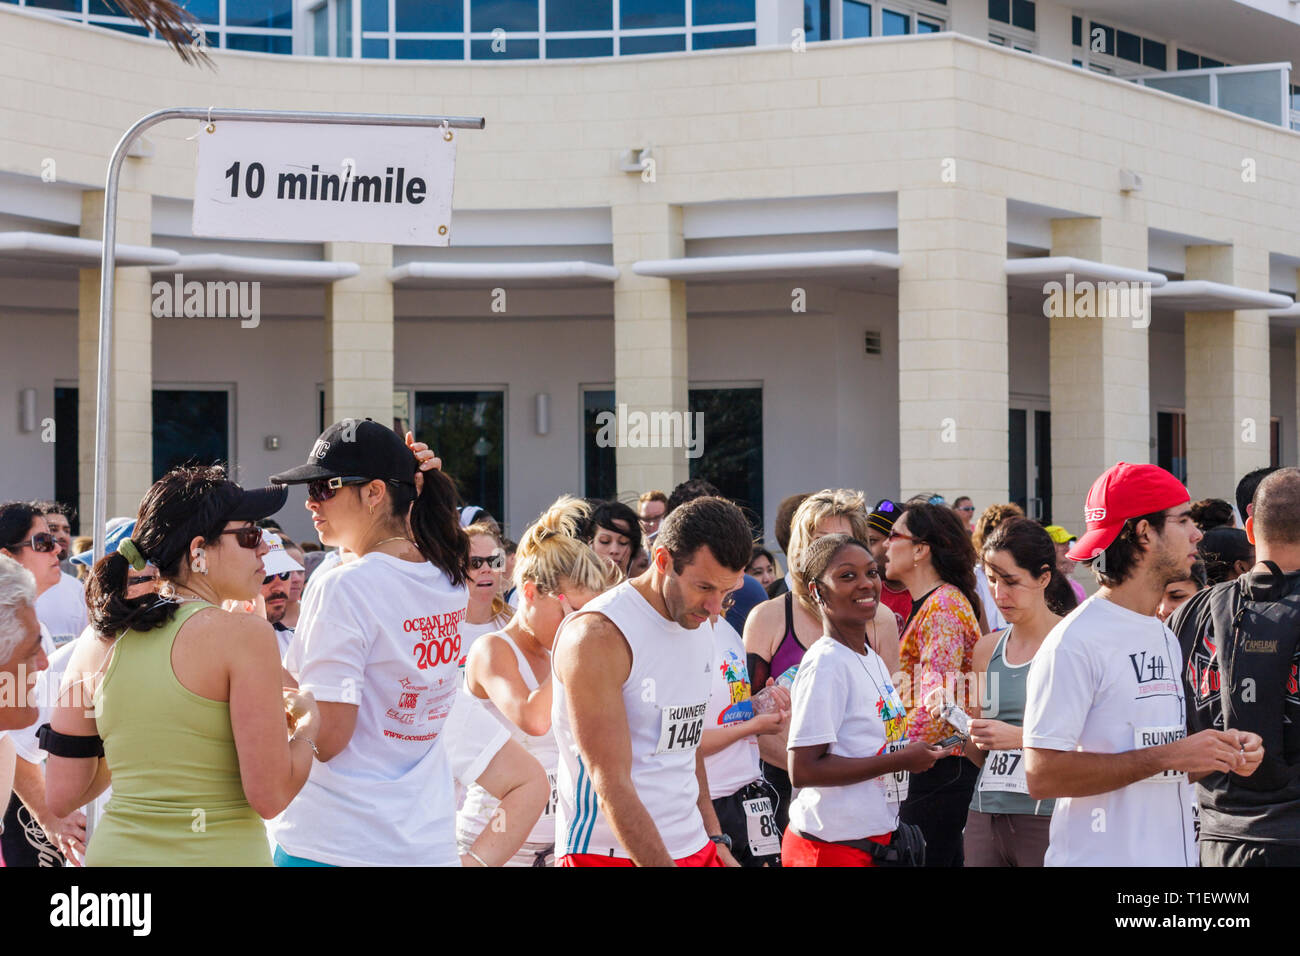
[883,498,983,867]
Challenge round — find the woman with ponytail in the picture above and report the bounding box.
[928,516,1077,866]
[43,467,318,866]
[268,418,474,867]
[459,496,618,866]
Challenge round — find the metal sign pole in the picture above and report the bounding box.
[92,107,485,563]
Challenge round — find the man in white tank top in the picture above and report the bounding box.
[552,496,756,866]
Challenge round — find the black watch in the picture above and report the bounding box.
[709,833,733,851]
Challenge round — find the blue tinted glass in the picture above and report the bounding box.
[313,5,328,54]
[90,0,123,15]
[620,32,685,53]
[916,18,940,33]
[987,0,1009,24]
[803,0,829,40]
[1201,57,1223,68]
[843,0,870,37]
[99,20,150,35]
[181,0,219,23]
[1116,29,1140,63]
[227,0,292,28]
[1090,22,1113,55]
[1071,14,1080,46]
[363,0,387,31]
[1010,0,1033,31]
[881,9,908,34]
[363,36,389,56]
[28,0,79,11]
[396,38,464,57]
[471,37,538,57]
[225,32,292,52]
[396,0,461,32]
[622,0,684,30]
[547,36,613,58]
[1143,38,1166,70]
[693,0,753,26]
[548,0,611,30]
[692,28,752,48]
[471,0,536,31]
[1177,49,1199,70]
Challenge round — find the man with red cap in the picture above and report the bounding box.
[1022,462,1264,866]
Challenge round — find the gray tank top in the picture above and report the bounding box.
[971,628,1054,817]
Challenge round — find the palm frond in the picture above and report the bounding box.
[115,0,215,68]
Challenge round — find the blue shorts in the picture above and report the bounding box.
[273,845,337,867]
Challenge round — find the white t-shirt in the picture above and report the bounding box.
[1023,594,1196,867]
[35,573,87,647]
[787,636,907,842]
[446,687,512,798]
[704,617,761,800]
[273,552,468,867]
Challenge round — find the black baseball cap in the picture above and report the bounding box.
[217,482,289,521]
[270,418,416,487]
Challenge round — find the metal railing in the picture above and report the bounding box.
[1133,61,1292,128]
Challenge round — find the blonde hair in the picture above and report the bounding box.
[788,489,871,616]
[467,522,511,623]
[514,496,619,597]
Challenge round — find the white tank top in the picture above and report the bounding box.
[458,631,559,847]
[552,581,713,860]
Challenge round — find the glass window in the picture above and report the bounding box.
[620,32,685,53]
[1116,29,1140,63]
[226,33,293,52]
[548,0,611,31]
[547,36,613,57]
[987,0,1009,24]
[1177,48,1199,70]
[413,391,505,522]
[362,0,387,31]
[362,36,389,57]
[1010,0,1032,32]
[471,0,537,33]
[1201,56,1223,68]
[1071,58,1081,68]
[621,0,685,29]
[396,38,463,57]
[154,390,230,481]
[89,0,120,14]
[916,17,941,33]
[694,0,754,26]
[396,0,462,32]
[1219,69,1285,124]
[1071,14,1080,47]
[54,387,78,529]
[688,387,763,537]
[335,0,351,55]
[843,0,870,38]
[692,28,753,48]
[882,8,909,34]
[1156,411,1187,484]
[470,37,538,57]
[180,0,220,24]
[1088,22,1112,55]
[227,0,292,28]
[803,0,830,42]
[28,0,79,11]
[98,20,151,35]
[312,3,328,55]
[583,390,617,500]
[1142,38,1166,70]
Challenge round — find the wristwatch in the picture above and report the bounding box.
[709,833,733,850]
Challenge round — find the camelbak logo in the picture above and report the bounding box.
[310,439,330,460]
[1085,507,1106,522]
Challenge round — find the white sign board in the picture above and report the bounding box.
[192,121,456,246]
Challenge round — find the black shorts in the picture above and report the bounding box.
[712,778,783,867]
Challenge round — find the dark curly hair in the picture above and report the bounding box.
[902,496,982,622]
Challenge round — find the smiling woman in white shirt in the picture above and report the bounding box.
[268,418,473,868]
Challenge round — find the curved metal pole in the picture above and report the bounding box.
[92,107,485,562]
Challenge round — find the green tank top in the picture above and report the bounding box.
[970,627,1055,817]
[87,601,272,866]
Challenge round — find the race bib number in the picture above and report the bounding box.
[979,749,1028,794]
[883,740,909,803]
[1135,725,1187,782]
[543,770,557,817]
[743,797,780,857]
[654,702,707,755]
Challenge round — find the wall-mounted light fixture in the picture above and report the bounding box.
[535,393,550,436]
[19,388,37,433]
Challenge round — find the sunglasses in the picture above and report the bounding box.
[888,530,922,544]
[470,551,506,571]
[263,571,291,585]
[306,475,413,504]
[220,526,264,549]
[957,506,975,513]
[6,532,58,554]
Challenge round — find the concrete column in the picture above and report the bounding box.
[1183,244,1271,497]
[323,243,393,426]
[896,186,1008,504]
[611,203,689,497]
[78,187,152,523]
[1048,216,1150,524]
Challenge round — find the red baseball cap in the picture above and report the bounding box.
[1066,462,1191,562]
